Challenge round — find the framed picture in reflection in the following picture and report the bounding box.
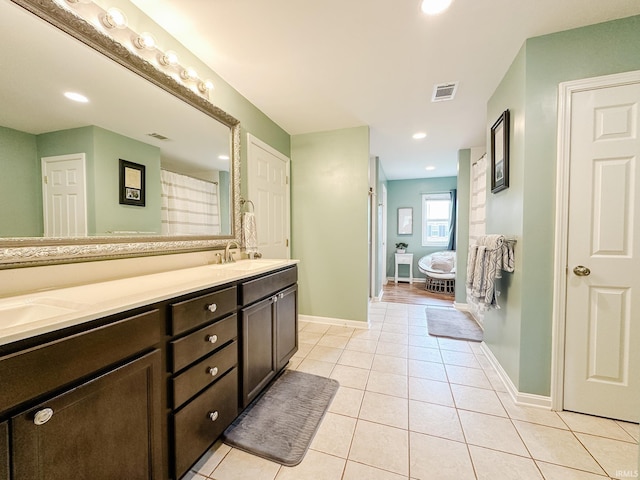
[119,159,146,207]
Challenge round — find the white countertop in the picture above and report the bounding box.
[0,258,299,347]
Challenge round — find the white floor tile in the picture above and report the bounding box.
[451,384,507,417]
[366,370,408,398]
[309,412,356,458]
[408,377,454,407]
[371,354,408,375]
[359,391,409,429]
[343,461,408,480]
[330,365,370,390]
[558,411,637,442]
[338,350,375,369]
[328,386,365,418]
[458,410,529,456]
[274,450,345,480]
[409,431,475,480]
[408,358,448,382]
[445,364,492,389]
[469,445,543,480]
[535,461,610,480]
[409,399,464,442]
[349,420,409,476]
[575,432,639,479]
[212,448,280,480]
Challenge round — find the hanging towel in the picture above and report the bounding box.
[242,211,258,255]
[466,235,515,310]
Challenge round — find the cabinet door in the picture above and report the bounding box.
[275,284,298,371]
[11,350,162,480]
[241,297,276,407]
[0,421,7,480]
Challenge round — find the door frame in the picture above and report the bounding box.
[551,69,640,412]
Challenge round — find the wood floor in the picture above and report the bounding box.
[381,281,454,307]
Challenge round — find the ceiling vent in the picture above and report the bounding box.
[432,82,458,102]
[147,132,169,141]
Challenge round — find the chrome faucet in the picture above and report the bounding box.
[224,240,241,263]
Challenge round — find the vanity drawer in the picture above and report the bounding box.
[240,266,297,306]
[171,286,237,336]
[170,314,237,373]
[172,341,238,409]
[0,309,160,414]
[173,368,238,479]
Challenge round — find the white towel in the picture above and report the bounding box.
[242,211,258,254]
[466,235,515,310]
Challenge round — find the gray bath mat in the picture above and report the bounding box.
[222,370,339,466]
[426,307,483,342]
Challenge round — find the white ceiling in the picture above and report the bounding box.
[130,0,640,180]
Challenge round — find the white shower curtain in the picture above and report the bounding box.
[160,169,221,235]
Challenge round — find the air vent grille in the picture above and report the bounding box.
[147,132,169,140]
[432,82,458,102]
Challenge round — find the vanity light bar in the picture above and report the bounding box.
[63,0,215,99]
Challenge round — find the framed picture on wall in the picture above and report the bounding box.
[397,207,413,235]
[491,109,510,193]
[119,159,146,206]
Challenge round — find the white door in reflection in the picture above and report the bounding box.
[247,134,290,259]
[41,153,88,237]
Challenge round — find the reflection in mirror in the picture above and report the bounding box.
[0,0,241,267]
[0,0,232,238]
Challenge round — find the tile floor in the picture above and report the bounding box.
[184,302,639,480]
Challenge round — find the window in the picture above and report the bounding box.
[422,193,451,246]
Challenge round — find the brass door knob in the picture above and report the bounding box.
[573,265,591,276]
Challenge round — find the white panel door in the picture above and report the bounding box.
[247,135,290,259]
[42,153,88,237]
[564,81,640,422]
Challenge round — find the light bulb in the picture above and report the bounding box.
[134,32,156,50]
[159,50,179,67]
[198,79,214,93]
[180,67,198,81]
[101,7,127,29]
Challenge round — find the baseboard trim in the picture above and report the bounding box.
[299,314,369,330]
[453,302,470,312]
[480,342,552,409]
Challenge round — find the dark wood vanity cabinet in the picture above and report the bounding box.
[240,267,298,407]
[168,286,239,480]
[0,263,298,480]
[0,422,8,480]
[0,309,163,480]
[11,350,162,480]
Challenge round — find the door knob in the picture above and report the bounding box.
[573,265,591,276]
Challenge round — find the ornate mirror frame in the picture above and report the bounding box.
[1,0,242,269]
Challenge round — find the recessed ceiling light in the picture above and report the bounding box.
[425,166,436,171]
[64,91,89,103]
[421,0,453,15]
[413,132,427,140]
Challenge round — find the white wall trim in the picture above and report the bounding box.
[299,314,369,330]
[453,302,470,312]
[481,342,552,409]
[551,70,640,412]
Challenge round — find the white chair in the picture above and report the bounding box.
[418,250,456,294]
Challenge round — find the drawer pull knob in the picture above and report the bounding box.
[208,366,219,377]
[206,334,218,344]
[279,292,285,299]
[209,411,219,422]
[33,408,54,426]
[207,303,218,313]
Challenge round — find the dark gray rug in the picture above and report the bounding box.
[222,370,339,466]
[426,307,483,342]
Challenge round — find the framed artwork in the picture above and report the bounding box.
[397,207,413,235]
[119,159,145,206]
[491,109,510,193]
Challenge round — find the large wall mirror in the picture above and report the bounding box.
[0,0,241,268]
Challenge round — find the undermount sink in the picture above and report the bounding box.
[0,298,86,329]
[215,259,284,272]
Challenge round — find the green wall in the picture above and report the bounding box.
[386,176,457,279]
[486,14,640,396]
[0,126,42,236]
[455,149,471,304]
[291,126,370,322]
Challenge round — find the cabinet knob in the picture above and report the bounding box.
[207,366,219,377]
[207,303,218,313]
[206,334,218,344]
[279,292,285,299]
[33,408,54,426]
[208,411,219,422]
